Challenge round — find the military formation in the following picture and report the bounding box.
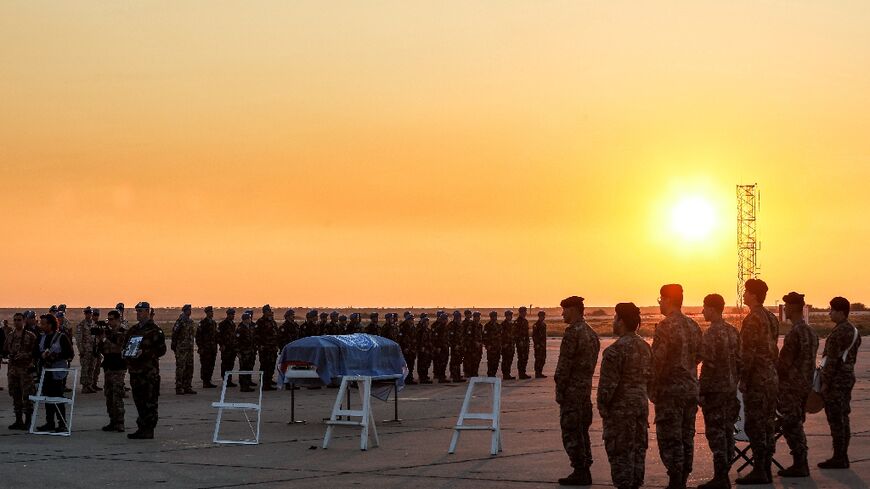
[555,281,861,489]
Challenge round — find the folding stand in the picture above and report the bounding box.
[212,370,264,445]
[731,392,784,471]
[449,376,502,456]
[29,367,79,436]
[322,375,379,451]
[284,367,320,424]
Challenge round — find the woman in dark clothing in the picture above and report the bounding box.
[35,314,74,432]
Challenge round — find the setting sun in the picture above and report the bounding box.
[670,196,716,241]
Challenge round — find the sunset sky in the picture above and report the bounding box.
[2,2,869,308]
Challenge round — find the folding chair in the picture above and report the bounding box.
[29,367,79,436]
[731,392,784,471]
[448,376,503,456]
[212,370,264,445]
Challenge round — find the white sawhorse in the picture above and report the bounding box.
[448,376,502,456]
[29,367,79,436]
[322,375,379,450]
[212,370,264,445]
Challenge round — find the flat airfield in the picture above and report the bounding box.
[1,338,867,489]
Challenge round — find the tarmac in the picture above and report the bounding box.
[0,338,867,489]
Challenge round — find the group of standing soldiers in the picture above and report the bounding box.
[178,305,552,394]
[555,281,861,489]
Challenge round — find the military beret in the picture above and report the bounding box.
[339,315,347,321]
[538,311,546,316]
[56,311,65,319]
[92,309,100,316]
[420,313,429,319]
[404,311,412,318]
[436,310,444,316]
[518,306,527,313]
[830,296,850,313]
[703,294,726,311]
[559,296,585,308]
[320,312,328,318]
[49,305,58,313]
[182,304,192,311]
[659,284,683,299]
[330,310,339,317]
[204,306,214,312]
[370,312,378,318]
[615,302,641,329]
[24,310,36,319]
[350,313,360,320]
[464,310,472,315]
[226,308,236,315]
[782,292,805,306]
[262,304,272,312]
[241,311,253,319]
[135,302,151,310]
[83,306,93,314]
[284,309,295,318]
[453,311,461,317]
[744,279,768,297]
[504,310,513,316]
[58,304,67,311]
[472,311,481,317]
[244,309,254,317]
[116,302,125,310]
[306,310,318,318]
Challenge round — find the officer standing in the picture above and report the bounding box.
[365,313,380,335]
[650,284,702,489]
[277,309,299,349]
[398,312,417,384]
[776,292,818,477]
[4,312,37,430]
[76,307,96,393]
[449,311,466,382]
[217,308,237,387]
[345,313,361,334]
[532,311,548,378]
[514,307,531,379]
[697,294,741,489]
[483,311,501,377]
[380,313,398,342]
[124,302,167,439]
[196,306,219,389]
[172,304,197,395]
[236,311,257,392]
[91,308,105,391]
[735,279,780,485]
[555,296,600,486]
[818,296,861,469]
[463,311,483,378]
[254,305,279,390]
[99,309,127,432]
[432,312,450,382]
[338,314,348,333]
[325,311,340,335]
[415,313,433,384]
[598,303,651,489]
[500,310,516,380]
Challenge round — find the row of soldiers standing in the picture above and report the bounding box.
[555,281,861,489]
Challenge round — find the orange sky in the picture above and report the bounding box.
[1,2,869,308]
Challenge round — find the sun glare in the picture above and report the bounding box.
[670,196,716,241]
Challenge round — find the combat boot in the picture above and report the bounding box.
[518,373,532,380]
[697,461,729,489]
[778,453,809,477]
[535,373,547,378]
[127,430,154,439]
[82,385,96,394]
[23,413,32,430]
[36,420,56,432]
[735,463,768,485]
[102,423,117,432]
[818,446,849,469]
[226,379,238,387]
[176,388,185,395]
[184,388,197,394]
[503,374,516,380]
[93,384,103,391]
[557,467,591,486]
[8,414,25,430]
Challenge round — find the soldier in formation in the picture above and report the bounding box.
[598,302,651,489]
[172,304,197,395]
[514,307,531,379]
[99,309,127,432]
[415,313,433,384]
[124,302,167,439]
[197,306,219,388]
[462,311,483,378]
[483,311,501,377]
[254,305,279,390]
[75,307,96,393]
[398,312,417,384]
[278,309,299,349]
[236,311,257,392]
[217,308,237,387]
[500,310,516,380]
[364,313,379,335]
[533,310,547,378]
[432,312,449,382]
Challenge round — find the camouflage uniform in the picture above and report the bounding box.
[598,332,652,489]
[777,318,818,460]
[739,305,780,473]
[171,315,196,392]
[532,318,547,376]
[514,316,531,377]
[415,318,432,382]
[277,319,299,349]
[398,317,416,383]
[196,316,219,385]
[555,319,600,471]
[254,316,279,386]
[344,317,361,335]
[821,320,861,460]
[99,326,127,428]
[324,318,340,336]
[75,318,95,389]
[650,311,702,481]
[125,318,167,435]
[483,317,501,377]
[432,317,449,381]
[4,328,37,421]
[301,318,320,338]
[463,316,483,378]
[500,317,515,378]
[217,317,237,383]
[699,319,741,475]
[380,316,398,342]
[235,321,257,389]
[364,318,380,336]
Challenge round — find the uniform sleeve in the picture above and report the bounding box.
[821,326,851,382]
[597,346,621,415]
[777,330,798,379]
[554,328,577,391]
[649,322,667,398]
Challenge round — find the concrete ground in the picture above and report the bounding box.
[0,338,867,488]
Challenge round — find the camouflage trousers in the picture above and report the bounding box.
[199,349,217,383]
[701,392,738,468]
[778,386,809,457]
[104,369,126,426]
[416,352,432,381]
[654,395,698,476]
[533,340,546,375]
[7,366,35,415]
[258,349,277,383]
[238,352,256,388]
[485,346,501,377]
[560,394,594,469]
[91,354,102,388]
[603,412,648,489]
[515,339,529,375]
[130,371,160,432]
[220,349,237,382]
[744,380,778,463]
[78,350,94,387]
[175,348,194,390]
[449,345,464,380]
[433,348,448,379]
[500,345,515,377]
[823,375,855,453]
[463,347,482,378]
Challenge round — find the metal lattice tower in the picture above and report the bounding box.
[736,184,760,308]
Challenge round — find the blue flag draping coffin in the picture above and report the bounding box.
[277,334,406,400]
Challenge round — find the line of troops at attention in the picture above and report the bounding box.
[555,280,860,489]
[0,303,549,440]
[0,281,861,489]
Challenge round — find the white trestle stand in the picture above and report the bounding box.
[29,367,79,436]
[448,376,502,456]
[322,375,379,451]
[284,366,320,424]
[212,370,264,445]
